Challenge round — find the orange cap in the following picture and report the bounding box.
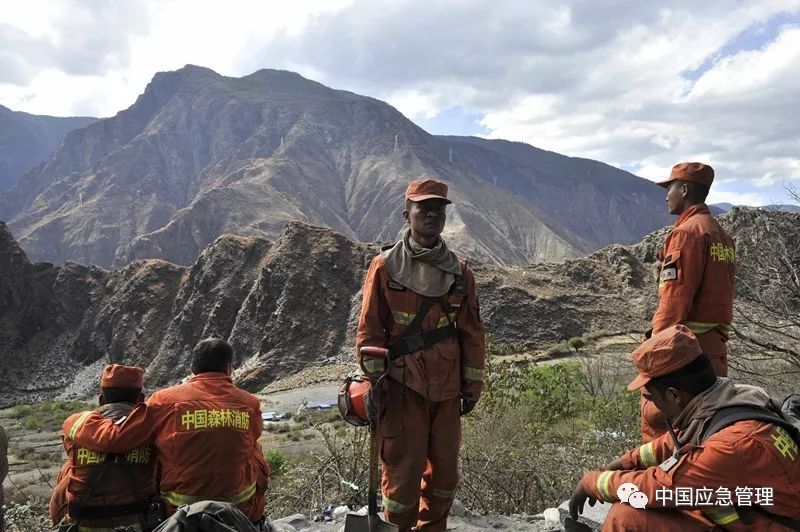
[657,162,714,188]
[101,364,144,389]
[405,178,452,204]
[627,325,702,391]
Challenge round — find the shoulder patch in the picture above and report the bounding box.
[387,280,406,291]
[661,267,677,282]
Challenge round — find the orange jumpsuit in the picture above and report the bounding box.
[643,204,736,441]
[52,402,158,530]
[67,373,271,523]
[581,420,800,531]
[356,255,485,532]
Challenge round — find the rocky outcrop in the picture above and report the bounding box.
[1,208,797,406]
[0,66,670,268]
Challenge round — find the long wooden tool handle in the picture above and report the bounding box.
[368,420,380,518]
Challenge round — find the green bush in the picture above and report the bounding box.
[568,336,586,352]
[10,401,89,432]
[459,348,640,515]
[266,450,287,476]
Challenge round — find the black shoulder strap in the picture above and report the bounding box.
[388,298,437,359]
[700,405,799,444]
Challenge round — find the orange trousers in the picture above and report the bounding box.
[640,331,728,442]
[603,503,711,531]
[379,379,461,532]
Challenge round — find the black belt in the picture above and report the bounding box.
[69,500,147,519]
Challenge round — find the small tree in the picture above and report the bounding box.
[568,336,586,353]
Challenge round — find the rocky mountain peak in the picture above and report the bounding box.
[1,66,670,269]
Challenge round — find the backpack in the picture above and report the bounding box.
[698,395,800,530]
[700,394,800,445]
[151,501,269,532]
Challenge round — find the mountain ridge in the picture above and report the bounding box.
[2,207,797,406]
[0,65,673,268]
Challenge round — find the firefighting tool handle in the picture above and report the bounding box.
[367,416,381,531]
[360,346,388,530]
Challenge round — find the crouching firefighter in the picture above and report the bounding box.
[51,364,163,531]
[354,177,486,532]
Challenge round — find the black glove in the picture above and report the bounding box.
[460,398,478,416]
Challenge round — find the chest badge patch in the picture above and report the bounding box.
[658,455,679,472]
[661,267,677,281]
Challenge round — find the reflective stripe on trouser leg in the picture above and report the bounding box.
[418,396,461,532]
[381,381,430,532]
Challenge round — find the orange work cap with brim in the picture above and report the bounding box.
[627,325,702,391]
[657,162,714,188]
[405,178,452,204]
[101,364,144,389]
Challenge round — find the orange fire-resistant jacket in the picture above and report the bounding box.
[66,373,271,522]
[582,420,800,530]
[652,204,735,339]
[356,255,486,402]
[56,402,158,528]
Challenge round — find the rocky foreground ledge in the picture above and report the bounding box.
[266,499,611,531]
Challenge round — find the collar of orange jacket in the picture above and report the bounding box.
[674,203,710,228]
[190,372,232,382]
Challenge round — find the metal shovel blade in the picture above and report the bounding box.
[344,512,399,532]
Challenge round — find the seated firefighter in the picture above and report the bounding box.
[50,364,159,531]
[569,325,800,531]
[65,338,271,530]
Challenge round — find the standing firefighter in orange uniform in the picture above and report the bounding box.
[356,178,486,532]
[642,162,736,442]
[569,325,800,531]
[66,339,271,529]
[50,364,159,531]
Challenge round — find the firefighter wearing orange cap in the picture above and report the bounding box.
[569,325,800,531]
[65,339,271,529]
[356,177,486,531]
[50,364,159,531]
[642,162,736,442]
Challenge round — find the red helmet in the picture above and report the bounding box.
[338,373,372,427]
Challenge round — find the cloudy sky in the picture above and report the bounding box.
[2,0,799,205]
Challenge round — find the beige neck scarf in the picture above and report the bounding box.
[381,229,461,297]
[673,378,772,447]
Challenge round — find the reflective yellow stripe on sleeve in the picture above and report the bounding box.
[638,442,658,467]
[382,495,412,514]
[161,481,257,507]
[462,366,485,382]
[702,507,740,526]
[68,411,93,441]
[595,471,615,500]
[361,358,386,373]
[684,321,731,336]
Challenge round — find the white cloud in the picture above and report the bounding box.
[707,189,771,207]
[0,0,798,202]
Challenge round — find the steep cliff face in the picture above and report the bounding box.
[2,208,796,405]
[1,66,669,268]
